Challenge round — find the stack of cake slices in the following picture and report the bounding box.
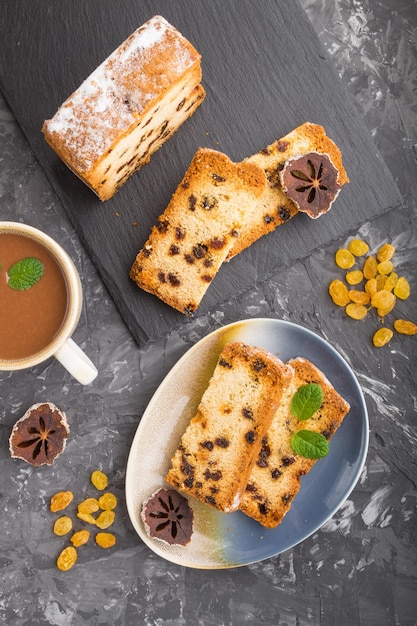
[165,341,350,528]
[130,122,349,314]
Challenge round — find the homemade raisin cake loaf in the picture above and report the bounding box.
[239,357,350,528]
[130,148,267,315]
[227,122,349,258]
[42,15,205,200]
[165,342,293,513]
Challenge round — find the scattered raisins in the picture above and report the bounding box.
[393,277,410,300]
[78,498,99,515]
[329,239,417,347]
[49,470,118,571]
[373,328,393,347]
[348,290,370,305]
[95,510,115,530]
[377,260,394,275]
[363,256,377,280]
[98,493,118,511]
[328,279,350,306]
[371,290,396,310]
[50,491,74,512]
[346,270,363,285]
[364,278,378,297]
[91,470,108,491]
[377,243,395,262]
[393,319,417,335]
[329,237,413,347]
[53,516,73,536]
[377,300,396,318]
[375,273,386,291]
[335,248,355,269]
[77,511,97,525]
[96,532,116,549]
[70,530,90,547]
[348,238,369,256]
[56,546,77,571]
[345,303,368,320]
[383,272,398,292]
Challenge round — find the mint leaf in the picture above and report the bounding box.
[7,257,44,290]
[290,383,323,420]
[291,430,329,459]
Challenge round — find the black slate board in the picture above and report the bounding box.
[0,0,401,345]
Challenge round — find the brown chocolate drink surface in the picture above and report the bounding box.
[0,233,68,360]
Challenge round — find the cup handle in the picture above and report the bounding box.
[54,337,98,385]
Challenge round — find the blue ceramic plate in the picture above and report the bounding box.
[125,318,368,569]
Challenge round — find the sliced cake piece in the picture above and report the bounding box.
[164,342,293,513]
[239,357,350,528]
[227,122,349,258]
[130,148,267,315]
[42,15,205,200]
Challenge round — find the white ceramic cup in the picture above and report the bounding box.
[0,222,98,385]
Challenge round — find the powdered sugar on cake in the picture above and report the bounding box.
[118,17,167,62]
[45,16,199,172]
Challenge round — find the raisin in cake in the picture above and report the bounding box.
[130,148,267,315]
[42,15,205,200]
[227,122,349,258]
[239,357,350,528]
[164,342,293,513]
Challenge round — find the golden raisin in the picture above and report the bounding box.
[373,328,393,347]
[346,270,364,285]
[364,278,378,297]
[50,491,74,512]
[78,498,99,515]
[95,510,115,530]
[329,279,350,306]
[335,248,355,269]
[363,256,377,280]
[70,529,90,547]
[394,319,417,335]
[377,243,395,262]
[383,272,398,292]
[330,238,412,349]
[345,303,368,320]
[56,546,77,571]
[393,277,410,300]
[91,470,108,491]
[375,274,387,291]
[53,516,73,536]
[348,290,370,305]
[377,260,394,275]
[377,301,396,318]
[96,532,116,549]
[348,238,369,256]
[98,492,118,511]
[77,512,97,525]
[371,290,396,310]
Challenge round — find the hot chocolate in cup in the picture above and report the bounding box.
[0,222,97,385]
